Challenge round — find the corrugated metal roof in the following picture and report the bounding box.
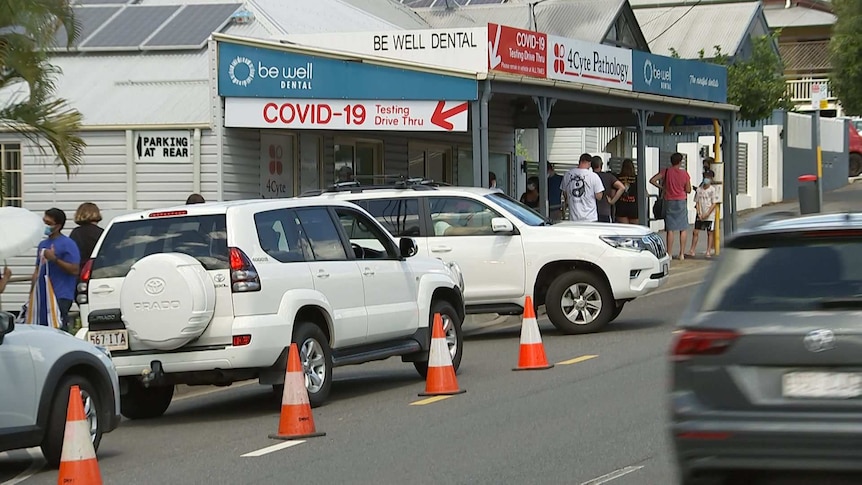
[338,0,431,29]
[629,0,731,6]
[415,0,627,43]
[248,0,428,34]
[635,3,759,58]
[49,51,212,126]
[765,6,836,27]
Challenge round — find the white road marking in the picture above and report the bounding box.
[241,440,306,457]
[1,448,45,485]
[640,280,702,298]
[579,465,645,485]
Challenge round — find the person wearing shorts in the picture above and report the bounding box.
[687,170,719,258]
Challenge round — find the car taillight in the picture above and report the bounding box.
[76,259,94,305]
[229,247,261,293]
[671,329,738,360]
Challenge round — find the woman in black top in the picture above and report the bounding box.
[520,176,540,209]
[70,202,104,263]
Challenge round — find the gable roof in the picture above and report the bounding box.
[634,2,761,58]
[764,6,836,28]
[413,0,650,49]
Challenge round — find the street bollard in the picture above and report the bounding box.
[797,174,821,215]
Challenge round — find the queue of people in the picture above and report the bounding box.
[520,153,718,261]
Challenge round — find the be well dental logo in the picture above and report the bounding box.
[643,58,672,90]
[227,56,314,91]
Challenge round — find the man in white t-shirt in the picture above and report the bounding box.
[562,153,605,222]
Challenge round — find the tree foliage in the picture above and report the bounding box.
[0,0,86,201]
[670,32,792,124]
[830,0,862,116]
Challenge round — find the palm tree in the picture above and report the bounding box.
[0,0,86,201]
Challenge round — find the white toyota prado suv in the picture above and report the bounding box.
[306,181,669,334]
[75,198,465,419]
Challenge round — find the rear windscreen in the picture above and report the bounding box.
[700,236,862,312]
[91,215,228,279]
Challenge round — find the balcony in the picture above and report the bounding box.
[786,78,838,104]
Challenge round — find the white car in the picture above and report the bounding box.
[307,182,670,334]
[75,198,465,418]
[0,311,121,467]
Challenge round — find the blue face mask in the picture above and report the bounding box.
[702,178,712,185]
[44,225,54,236]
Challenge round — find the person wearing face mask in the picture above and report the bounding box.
[30,208,81,330]
[520,176,540,209]
[687,170,720,259]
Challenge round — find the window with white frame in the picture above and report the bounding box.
[1,143,22,207]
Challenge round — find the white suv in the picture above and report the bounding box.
[75,199,465,418]
[0,311,120,467]
[307,182,669,334]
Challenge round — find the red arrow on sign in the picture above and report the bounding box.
[430,101,468,131]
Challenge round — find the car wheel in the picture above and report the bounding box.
[545,269,613,334]
[120,380,174,420]
[414,300,463,378]
[41,375,103,468]
[610,301,626,322]
[293,322,333,408]
[850,153,862,177]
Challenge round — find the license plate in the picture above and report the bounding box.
[88,330,129,351]
[782,372,862,399]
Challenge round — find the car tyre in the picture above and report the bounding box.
[41,375,103,468]
[292,322,333,408]
[610,301,626,322]
[545,269,613,334]
[413,300,463,378]
[120,381,174,420]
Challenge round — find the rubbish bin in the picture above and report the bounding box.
[798,174,820,215]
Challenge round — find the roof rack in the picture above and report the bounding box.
[298,176,449,197]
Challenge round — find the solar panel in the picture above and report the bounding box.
[143,3,241,49]
[80,5,180,49]
[76,0,129,4]
[51,6,121,49]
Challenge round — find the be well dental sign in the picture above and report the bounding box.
[631,51,727,104]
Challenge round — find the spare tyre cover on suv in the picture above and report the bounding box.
[119,253,216,350]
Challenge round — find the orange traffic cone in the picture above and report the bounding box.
[514,296,554,371]
[269,343,326,440]
[419,313,466,396]
[57,385,102,485]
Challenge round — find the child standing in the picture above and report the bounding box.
[687,170,720,258]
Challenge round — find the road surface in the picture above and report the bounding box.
[3,264,707,485]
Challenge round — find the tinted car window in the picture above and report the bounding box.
[428,197,502,237]
[486,192,547,226]
[353,198,422,237]
[295,208,348,261]
[254,209,311,263]
[335,208,396,259]
[700,236,862,312]
[91,215,228,279]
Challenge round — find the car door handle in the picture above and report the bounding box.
[430,246,452,253]
[316,270,330,279]
[91,286,114,295]
[362,268,375,276]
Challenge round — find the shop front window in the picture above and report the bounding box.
[407,143,453,184]
[334,139,383,184]
[489,152,511,195]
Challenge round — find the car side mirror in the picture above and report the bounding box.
[399,237,418,258]
[491,217,515,234]
[0,312,14,345]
